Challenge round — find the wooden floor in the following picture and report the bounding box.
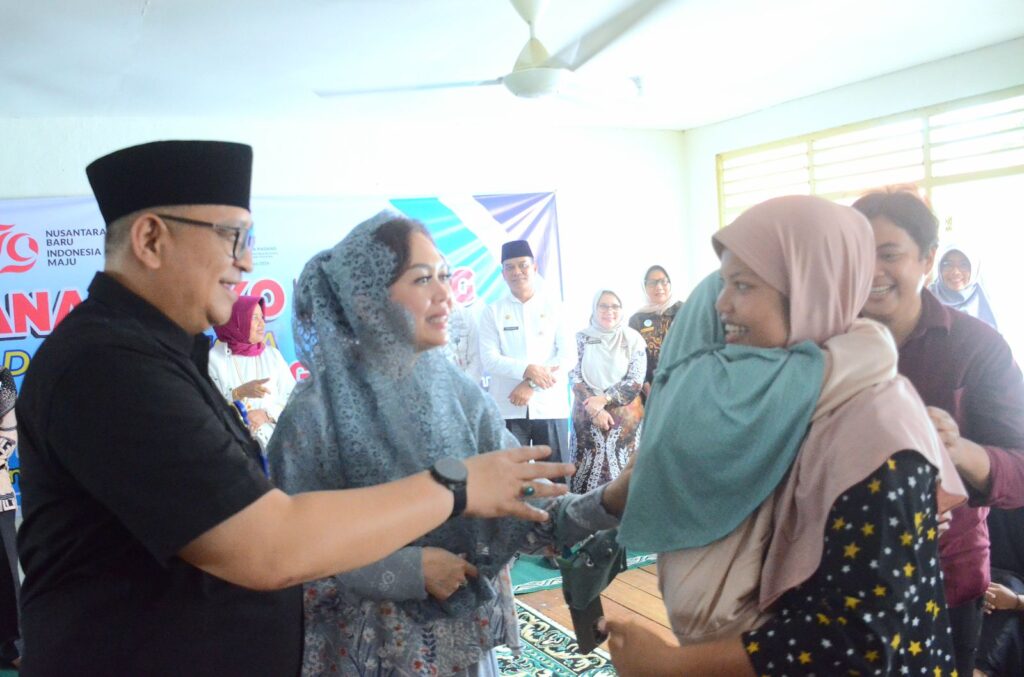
[515,564,678,645]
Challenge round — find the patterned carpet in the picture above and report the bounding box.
[496,600,616,676]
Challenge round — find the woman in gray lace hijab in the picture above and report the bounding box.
[268,212,630,676]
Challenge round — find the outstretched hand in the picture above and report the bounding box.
[234,378,271,400]
[463,446,574,522]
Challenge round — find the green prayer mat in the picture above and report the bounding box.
[511,552,657,595]
[496,599,615,676]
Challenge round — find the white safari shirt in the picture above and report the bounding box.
[478,290,575,420]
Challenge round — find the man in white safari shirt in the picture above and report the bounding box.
[478,240,575,478]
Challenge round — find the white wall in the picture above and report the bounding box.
[0,118,688,331]
[678,37,1024,287]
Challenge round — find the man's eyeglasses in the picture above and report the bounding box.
[644,278,670,288]
[156,213,254,261]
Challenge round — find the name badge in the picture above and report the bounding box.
[503,326,520,332]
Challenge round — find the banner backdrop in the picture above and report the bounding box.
[0,192,562,498]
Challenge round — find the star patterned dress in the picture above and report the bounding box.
[743,451,957,676]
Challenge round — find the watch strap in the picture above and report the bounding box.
[451,484,467,518]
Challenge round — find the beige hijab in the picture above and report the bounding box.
[711,195,965,609]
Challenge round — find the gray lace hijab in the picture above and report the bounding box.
[267,211,533,619]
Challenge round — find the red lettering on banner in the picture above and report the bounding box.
[0,287,84,339]
[249,279,285,320]
[0,225,40,274]
[11,291,49,336]
[291,362,309,381]
[53,289,84,327]
[228,279,287,321]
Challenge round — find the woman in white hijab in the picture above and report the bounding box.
[928,241,999,329]
[568,289,647,494]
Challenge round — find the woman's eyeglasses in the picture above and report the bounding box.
[156,213,255,261]
[938,259,970,272]
[597,303,622,312]
[644,278,670,288]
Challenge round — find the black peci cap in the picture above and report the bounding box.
[501,240,533,262]
[86,140,253,225]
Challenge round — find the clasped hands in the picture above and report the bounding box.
[509,365,559,406]
[584,395,613,432]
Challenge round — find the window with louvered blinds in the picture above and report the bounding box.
[717,87,1024,227]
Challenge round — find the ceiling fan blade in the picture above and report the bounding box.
[509,0,548,26]
[316,79,502,98]
[545,0,673,71]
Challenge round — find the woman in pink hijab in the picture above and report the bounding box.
[208,295,296,451]
[607,195,966,676]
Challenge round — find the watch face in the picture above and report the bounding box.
[435,457,468,484]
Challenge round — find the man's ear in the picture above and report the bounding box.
[923,244,938,272]
[128,213,169,270]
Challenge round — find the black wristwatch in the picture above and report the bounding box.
[429,457,468,519]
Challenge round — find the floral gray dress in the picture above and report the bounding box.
[267,212,618,676]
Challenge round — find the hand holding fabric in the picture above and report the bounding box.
[422,548,478,601]
[984,581,1022,613]
[927,405,992,491]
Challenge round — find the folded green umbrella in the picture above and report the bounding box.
[557,527,628,654]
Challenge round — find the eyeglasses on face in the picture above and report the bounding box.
[156,213,255,261]
[597,303,622,312]
[938,259,970,271]
[644,278,670,288]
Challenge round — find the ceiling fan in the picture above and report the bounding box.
[315,0,670,100]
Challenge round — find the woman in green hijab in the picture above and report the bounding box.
[611,195,965,675]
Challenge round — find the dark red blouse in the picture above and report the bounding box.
[898,289,1024,607]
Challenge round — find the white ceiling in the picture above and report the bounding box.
[4,0,1024,130]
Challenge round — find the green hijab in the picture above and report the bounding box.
[618,272,824,552]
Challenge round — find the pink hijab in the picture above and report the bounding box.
[214,295,266,357]
[713,195,966,608]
